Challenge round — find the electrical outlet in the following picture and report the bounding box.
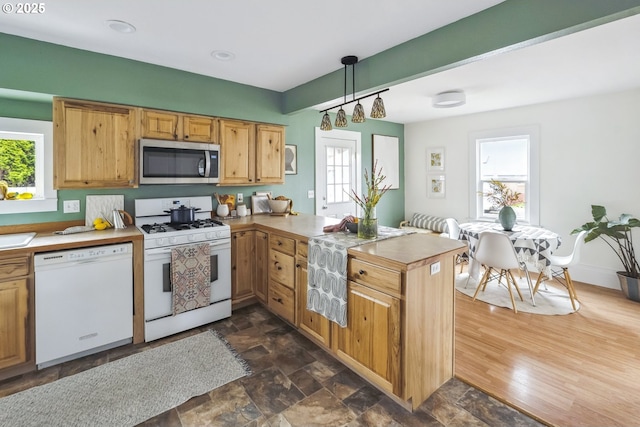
[430,261,441,275]
[63,200,80,213]
[237,193,243,203]
[307,190,315,199]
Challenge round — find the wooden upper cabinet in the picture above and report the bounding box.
[53,98,137,189]
[183,115,217,142]
[219,119,256,184]
[140,109,181,140]
[256,124,285,184]
[140,109,217,143]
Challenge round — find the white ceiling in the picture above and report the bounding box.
[1,1,639,124]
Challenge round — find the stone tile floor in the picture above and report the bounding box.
[0,304,544,426]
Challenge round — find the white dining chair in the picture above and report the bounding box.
[532,230,587,311]
[445,218,468,274]
[472,231,536,313]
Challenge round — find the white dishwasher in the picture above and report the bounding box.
[35,243,133,369]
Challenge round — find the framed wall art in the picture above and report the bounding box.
[427,174,446,198]
[427,147,445,172]
[285,144,297,175]
[372,134,399,189]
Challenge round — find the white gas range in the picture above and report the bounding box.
[134,196,231,342]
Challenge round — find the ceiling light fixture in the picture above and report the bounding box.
[433,90,466,108]
[319,55,388,131]
[211,50,236,61]
[105,20,136,34]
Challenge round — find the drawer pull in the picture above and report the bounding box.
[359,269,365,275]
[296,263,300,268]
[277,241,282,246]
[272,297,283,304]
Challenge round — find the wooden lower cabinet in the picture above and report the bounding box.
[231,230,255,305]
[332,281,401,395]
[0,254,34,380]
[254,231,269,303]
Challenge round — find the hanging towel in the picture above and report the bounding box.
[307,226,414,327]
[171,243,211,316]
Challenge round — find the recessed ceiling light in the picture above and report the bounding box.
[105,20,136,34]
[433,90,466,108]
[211,50,236,61]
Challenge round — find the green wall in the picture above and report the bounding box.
[0,34,404,227]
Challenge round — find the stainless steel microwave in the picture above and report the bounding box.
[139,138,220,184]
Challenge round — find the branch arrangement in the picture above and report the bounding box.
[347,160,391,215]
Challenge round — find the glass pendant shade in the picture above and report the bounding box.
[320,112,332,131]
[335,108,348,127]
[370,95,386,119]
[351,102,365,123]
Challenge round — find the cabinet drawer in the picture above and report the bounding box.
[270,234,295,256]
[349,258,401,296]
[0,255,30,280]
[269,250,295,289]
[269,280,295,324]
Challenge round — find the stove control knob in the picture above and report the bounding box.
[205,232,215,240]
[188,234,196,242]
[157,237,167,246]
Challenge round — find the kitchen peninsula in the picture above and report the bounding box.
[223,213,466,410]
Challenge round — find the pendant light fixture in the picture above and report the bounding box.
[319,55,388,130]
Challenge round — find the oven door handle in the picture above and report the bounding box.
[145,239,230,256]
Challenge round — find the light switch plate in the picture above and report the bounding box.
[63,200,80,213]
[430,261,441,275]
[307,190,315,199]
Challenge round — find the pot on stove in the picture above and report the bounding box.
[164,205,201,223]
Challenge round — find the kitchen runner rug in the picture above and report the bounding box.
[456,273,579,315]
[0,330,251,427]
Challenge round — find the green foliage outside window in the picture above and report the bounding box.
[0,139,35,186]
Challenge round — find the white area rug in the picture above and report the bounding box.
[0,330,251,427]
[456,273,579,315]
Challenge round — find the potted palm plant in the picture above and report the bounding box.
[572,205,640,302]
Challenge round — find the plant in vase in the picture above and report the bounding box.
[347,160,391,239]
[480,179,523,231]
[572,205,640,302]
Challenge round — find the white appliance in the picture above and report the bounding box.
[139,138,220,185]
[135,196,232,342]
[34,243,133,369]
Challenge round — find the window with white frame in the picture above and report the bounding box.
[469,126,540,225]
[0,117,56,214]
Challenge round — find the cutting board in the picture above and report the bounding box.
[85,195,125,226]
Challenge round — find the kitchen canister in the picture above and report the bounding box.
[237,203,247,217]
[216,203,230,218]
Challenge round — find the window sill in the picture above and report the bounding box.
[0,198,58,214]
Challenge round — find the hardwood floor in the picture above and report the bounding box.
[455,276,640,427]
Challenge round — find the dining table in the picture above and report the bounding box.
[458,222,562,281]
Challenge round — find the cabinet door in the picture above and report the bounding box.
[298,258,331,346]
[0,279,29,370]
[219,120,255,184]
[231,231,255,303]
[54,99,136,188]
[269,249,295,289]
[256,124,285,184]
[183,115,218,143]
[332,281,401,394]
[141,109,181,140]
[255,231,269,303]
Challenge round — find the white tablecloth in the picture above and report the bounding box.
[459,222,562,280]
[307,226,411,327]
